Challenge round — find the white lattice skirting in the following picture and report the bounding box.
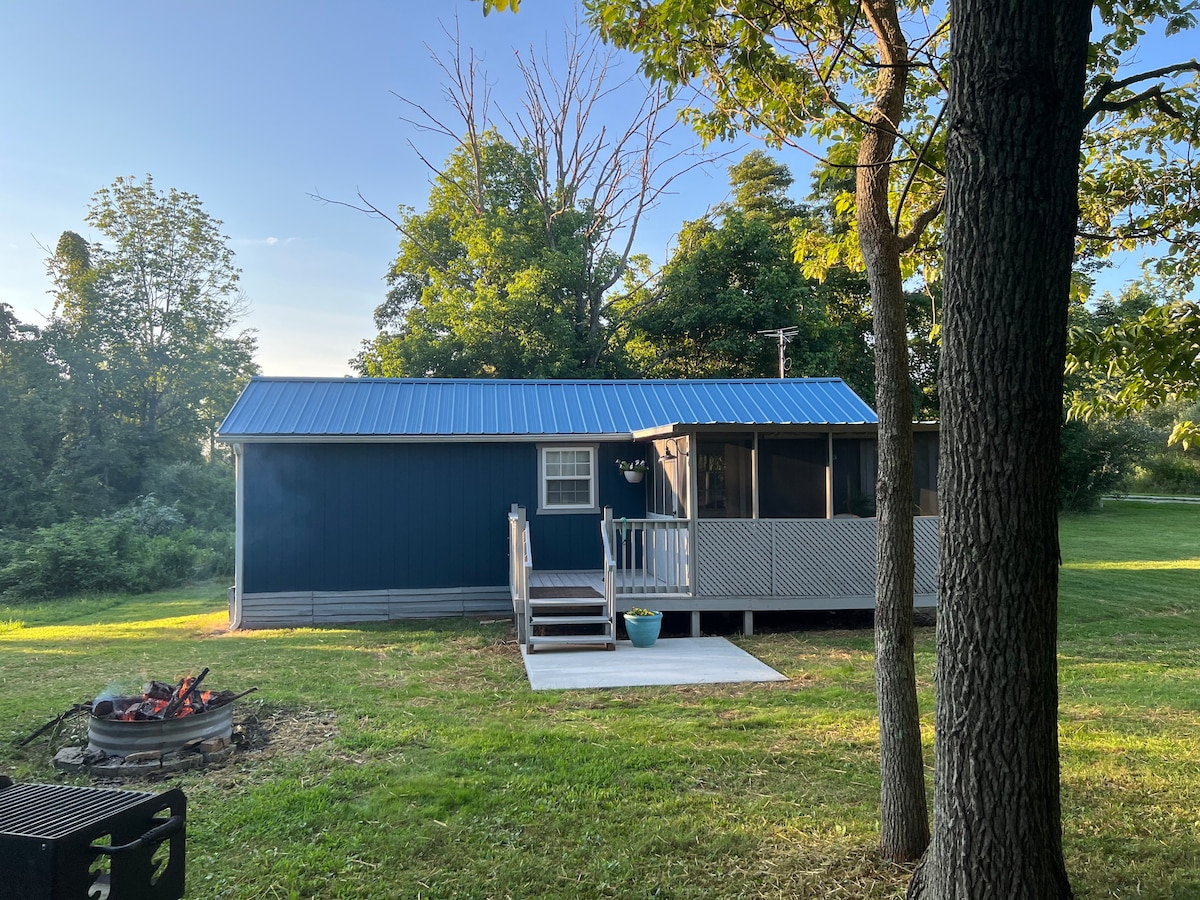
[696,517,939,604]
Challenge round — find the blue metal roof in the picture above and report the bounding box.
[217,377,878,440]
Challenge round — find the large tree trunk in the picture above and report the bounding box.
[909,3,1092,897]
[859,0,930,863]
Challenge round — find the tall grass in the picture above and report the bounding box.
[0,502,1196,898]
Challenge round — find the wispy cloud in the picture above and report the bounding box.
[235,236,301,248]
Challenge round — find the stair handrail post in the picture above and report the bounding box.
[508,503,531,645]
[601,506,616,636]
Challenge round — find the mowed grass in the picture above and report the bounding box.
[1,501,1197,899]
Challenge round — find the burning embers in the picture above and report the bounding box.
[92,667,223,722]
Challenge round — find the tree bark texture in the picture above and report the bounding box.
[858,0,930,863]
[910,3,1091,897]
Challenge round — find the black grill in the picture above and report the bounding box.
[0,782,185,900]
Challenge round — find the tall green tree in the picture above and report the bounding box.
[625,152,877,391]
[1068,285,1200,448]
[353,30,698,378]
[47,176,258,486]
[0,305,66,529]
[590,0,946,860]
[356,135,607,377]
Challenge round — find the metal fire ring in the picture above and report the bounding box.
[88,703,234,756]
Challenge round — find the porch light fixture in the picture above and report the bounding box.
[660,438,685,462]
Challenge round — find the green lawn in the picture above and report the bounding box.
[1,501,1197,899]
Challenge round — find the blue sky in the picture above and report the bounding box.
[0,2,1187,376]
[0,0,738,376]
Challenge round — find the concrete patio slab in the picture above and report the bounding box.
[521,636,788,690]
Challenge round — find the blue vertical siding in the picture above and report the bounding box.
[529,441,646,570]
[242,440,647,594]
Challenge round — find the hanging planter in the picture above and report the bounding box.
[623,608,662,647]
[617,459,648,484]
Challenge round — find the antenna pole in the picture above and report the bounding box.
[757,326,801,378]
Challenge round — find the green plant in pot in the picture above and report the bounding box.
[623,606,662,647]
[617,459,648,483]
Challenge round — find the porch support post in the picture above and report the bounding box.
[826,431,834,519]
[743,610,754,636]
[752,431,760,519]
[691,610,701,638]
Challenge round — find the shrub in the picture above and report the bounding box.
[142,460,234,531]
[190,529,235,581]
[0,518,233,601]
[1059,419,1149,512]
[109,494,186,536]
[1126,450,1200,496]
[0,518,144,600]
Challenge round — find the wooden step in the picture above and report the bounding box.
[529,598,606,608]
[530,615,612,626]
[527,634,616,652]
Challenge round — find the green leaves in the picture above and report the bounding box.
[1067,293,1200,447]
[477,0,519,13]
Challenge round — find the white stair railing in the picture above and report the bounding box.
[507,504,532,643]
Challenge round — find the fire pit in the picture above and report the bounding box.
[87,668,239,756]
[31,668,257,777]
[88,703,234,756]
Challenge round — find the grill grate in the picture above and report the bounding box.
[0,783,160,839]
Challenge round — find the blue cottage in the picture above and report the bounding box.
[218,377,939,637]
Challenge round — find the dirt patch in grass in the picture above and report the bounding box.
[231,701,338,759]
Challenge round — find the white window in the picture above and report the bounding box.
[539,445,597,513]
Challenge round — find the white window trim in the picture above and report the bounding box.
[537,444,599,515]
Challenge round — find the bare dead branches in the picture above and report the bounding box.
[308,189,454,276]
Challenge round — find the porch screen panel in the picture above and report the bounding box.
[914,431,940,515]
[759,438,826,518]
[832,438,877,517]
[696,437,753,518]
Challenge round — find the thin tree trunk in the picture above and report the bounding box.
[909,3,1091,897]
[859,0,930,863]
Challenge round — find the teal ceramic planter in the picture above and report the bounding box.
[623,612,662,647]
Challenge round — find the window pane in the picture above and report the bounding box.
[547,479,590,505]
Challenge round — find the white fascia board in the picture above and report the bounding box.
[631,422,880,440]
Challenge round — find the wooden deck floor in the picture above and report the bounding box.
[529,570,605,592]
[529,569,681,596]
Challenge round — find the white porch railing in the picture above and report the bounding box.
[507,504,532,643]
[602,508,693,598]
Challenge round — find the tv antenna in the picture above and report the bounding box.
[757,326,800,378]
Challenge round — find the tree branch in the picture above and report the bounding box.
[1083,59,1200,125]
[897,196,944,253]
